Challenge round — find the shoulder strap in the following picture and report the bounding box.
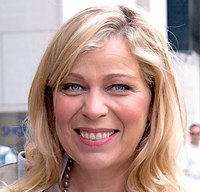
[17,151,26,178]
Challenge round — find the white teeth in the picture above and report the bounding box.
[90,133,95,140]
[80,131,114,140]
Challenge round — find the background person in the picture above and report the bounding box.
[180,124,200,179]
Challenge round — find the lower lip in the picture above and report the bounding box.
[78,134,116,147]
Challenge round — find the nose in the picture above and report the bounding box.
[81,90,108,120]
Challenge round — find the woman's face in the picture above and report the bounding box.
[54,37,151,171]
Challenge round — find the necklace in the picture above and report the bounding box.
[60,157,73,192]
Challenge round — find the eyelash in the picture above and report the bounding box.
[60,83,132,95]
[61,83,84,91]
[109,84,131,92]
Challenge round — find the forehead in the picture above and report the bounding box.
[74,37,139,71]
[191,126,200,132]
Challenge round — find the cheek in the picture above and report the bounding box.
[54,94,76,127]
[116,96,151,145]
[117,97,150,126]
[53,95,77,151]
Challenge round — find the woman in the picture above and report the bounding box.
[0,4,186,192]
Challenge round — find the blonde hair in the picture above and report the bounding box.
[3,5,186,192]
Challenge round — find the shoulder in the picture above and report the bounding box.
[0,163,18,186]
[0,152,67,191]
[0,151,25,187]
[0,163,61,191]
[45,183,61,192]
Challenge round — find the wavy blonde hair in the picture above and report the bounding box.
[2,4,186,192]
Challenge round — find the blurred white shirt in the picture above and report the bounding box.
[179,143,200,179]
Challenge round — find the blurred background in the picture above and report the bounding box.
[0,0,199,164]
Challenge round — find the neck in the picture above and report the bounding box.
[191,141,199,146]
[191,142,199,147]
[69,162,128,192]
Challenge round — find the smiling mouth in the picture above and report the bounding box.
[75,129,119,140]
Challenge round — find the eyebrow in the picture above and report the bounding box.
[67,72,137,81]
[103,73,137,81]
[67,73,85,80]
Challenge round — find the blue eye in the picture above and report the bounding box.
[62,84,83,91]
[111,84,131,92]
